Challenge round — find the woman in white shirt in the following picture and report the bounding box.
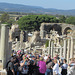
[53,59,60,75]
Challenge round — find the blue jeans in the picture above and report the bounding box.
[45,69,53,75]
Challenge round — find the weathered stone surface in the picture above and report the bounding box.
[40,23,75,39]
[0,24,9,70]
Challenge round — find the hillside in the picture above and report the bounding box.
[0,2,75,16]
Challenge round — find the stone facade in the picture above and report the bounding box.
[40,23,75,39]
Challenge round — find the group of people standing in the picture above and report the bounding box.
[6,50,75,75]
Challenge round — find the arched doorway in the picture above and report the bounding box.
[64,27,72,35]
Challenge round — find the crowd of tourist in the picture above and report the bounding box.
[6,50,75,75]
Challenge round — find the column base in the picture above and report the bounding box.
[0,70,7,75]
[0,63,3,70]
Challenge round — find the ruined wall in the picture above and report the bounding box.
[40,23,75,39]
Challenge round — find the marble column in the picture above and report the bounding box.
[20,30,24,49]
[48,39,51,55]
[67,39,70,64]
[70,37,74,58]
[0,24,9,70]
[51,41,54,58]
[60,47,62,58]
[63,39,66,59]
[53,48,55,58]
[6,42,12,63]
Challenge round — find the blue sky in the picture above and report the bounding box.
[0,0,75,10]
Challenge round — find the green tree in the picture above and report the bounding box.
[0,13,16,27]
[65,16,75,25]
[18,15,58,31]
[59,15,66,23]
[0,13,9,23]
[45,40,49,48]
[7,19,16,27]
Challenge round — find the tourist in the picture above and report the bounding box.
[44,55,48,61]
[69,58,75,67]
[67,65,75,75]
[20,55,28,75]
[68,58,75,75]
[61,59,68,75]
[53,59,60,75]
[45,61,53,75]
[13,55,19,75]
[6,57,15,75]
[46,55,52,64]
[28,56,36,75]
[38,56,46,75]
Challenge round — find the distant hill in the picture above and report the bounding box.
[0,2,75,16]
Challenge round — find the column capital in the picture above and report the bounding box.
[63,38,66,40]
[1,24,9,29]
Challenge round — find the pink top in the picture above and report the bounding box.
[38,61,46,74]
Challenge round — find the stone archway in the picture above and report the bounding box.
[40,23,75,39]
[62,24,75,35]
[50,24,62,35]
[64,27,72,34]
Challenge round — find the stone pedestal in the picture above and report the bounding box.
[0,70,7,75]
[0,24,9,70]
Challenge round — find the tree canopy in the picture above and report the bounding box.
[0,13,15,27]
[0,13,9,23]
[65,16,75,25]
[18,15,59,31]
[59,15,66,23]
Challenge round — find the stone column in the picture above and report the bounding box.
[51,41,54,58]
[48,39,51,55]
[0,24,9,70]
[20,30,24,49]
[60,47,62,58]
[70,37,74,58]
[40,24,44,39]
[6,42,12,63]
[53,47,55,58]
[67,39,70,64]
[63,39,66,59]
